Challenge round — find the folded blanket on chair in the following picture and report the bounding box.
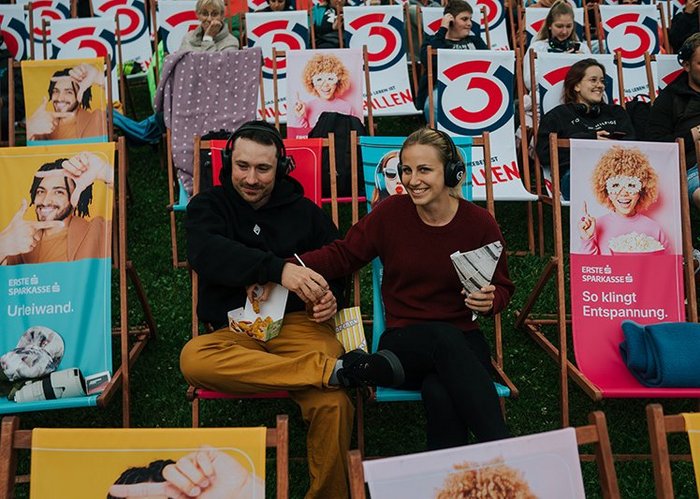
[619,320,700,387]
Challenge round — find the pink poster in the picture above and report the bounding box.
[569,140,687,397]
[285,49,364,139]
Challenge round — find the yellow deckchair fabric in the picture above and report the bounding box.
[683,412,700,497]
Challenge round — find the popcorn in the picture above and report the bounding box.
[608,232,664,253]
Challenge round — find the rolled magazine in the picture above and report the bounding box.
[450,241,503,294]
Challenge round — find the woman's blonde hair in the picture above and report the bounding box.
[302,54,350,97]
[535,1,579,42]
[196,0,225,15]
[591,146,659,212]
[399,127,466,199]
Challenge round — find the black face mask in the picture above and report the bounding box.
[548,38,579,53]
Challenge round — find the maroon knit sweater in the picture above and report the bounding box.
[299,195,514,331]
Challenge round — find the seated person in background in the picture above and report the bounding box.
[416,0,487,121]
[179,0,239,52]
[113,0,238,146]
[179,121,404,499]
[578,146,669,255]
[537,58,635,200]
[312,0,344,49]
[523,1,589,92]
[669,0,699,54]
[647,33,700,210]
[295,127,514,451]
[262,0,294,11]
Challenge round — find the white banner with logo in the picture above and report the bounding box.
[536,53,618,115]
[475,0,509,49]
[49,18,119,103]
[523,7,584,49]
[420,4,482,40]
[17,0,71,60]
[246,11,310,124]
[599,5,659,102]
[90,0,152,67]
[437,49,536,201]
[0,5,29,61]
[156,0,198,55]
[654,54,683,92]
[343,5,419,116]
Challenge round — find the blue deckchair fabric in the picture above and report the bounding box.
[620,320,700,388]
[113,111,165,146]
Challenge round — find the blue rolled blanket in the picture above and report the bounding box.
[619,321,700,388]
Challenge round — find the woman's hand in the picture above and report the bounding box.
[204,19,223,38]
[462,285,495,315]
[294,92,306,118]
[579,200,596,240]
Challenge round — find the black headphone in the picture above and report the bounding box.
[677,37,697,65]
[435,129,466,188]
[221,121,295,179]
[399,129,466,188]
[573,102,601,118]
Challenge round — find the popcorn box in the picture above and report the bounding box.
[228,285,288,342]
[333,306,368,352]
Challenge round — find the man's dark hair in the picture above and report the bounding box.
[443,0,473,17]
[563,58,606,105]
[106,459,175,499]
[29,158,93,218]
[48,68,92,110]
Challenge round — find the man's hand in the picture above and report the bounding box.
[462,285,496,315]
[308,289,337,323]
[67,63,105,103]
[27,97,71,139]
[245,282,276,305]
[35,152,114,207]
[441,13,454,29]
[685,0,698,14]
[596,130,610,140]
[281,262,329,304]
[0,200,64,262]
[204,19,223,38]
[108,446,263,499]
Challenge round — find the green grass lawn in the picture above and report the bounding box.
[10,110,700,498]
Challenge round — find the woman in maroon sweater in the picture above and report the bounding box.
[299,128,513,449]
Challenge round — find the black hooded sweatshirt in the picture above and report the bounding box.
[647,71,700,169]
[186,173,343,329]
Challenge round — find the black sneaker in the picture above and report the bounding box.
[336,349,405,388]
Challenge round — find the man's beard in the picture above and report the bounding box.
[52,100,79,114]
[36,203,73,222]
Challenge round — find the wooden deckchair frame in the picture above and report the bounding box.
[426,46,536,255]
[349,411,620,499]
[0,413,289,499]
[515,134,699,429]
[646,403,695,499]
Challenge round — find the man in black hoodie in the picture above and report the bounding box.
[647,33,700,210]
[179,121,403,499]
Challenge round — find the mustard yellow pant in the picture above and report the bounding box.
[180,312,353,499]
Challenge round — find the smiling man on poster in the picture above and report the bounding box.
[0,152,113,265]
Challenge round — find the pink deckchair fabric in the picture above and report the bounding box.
[155,48,262,194]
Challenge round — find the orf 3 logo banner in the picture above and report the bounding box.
[91,0,151,65]
[0,5,29,60]
[599,5,659,69]
[157,0,198,55]
[50,18,119,102]
[344,5,405,72]
[246,11,309,79]
[17,0,70,58]
[437,50,513,136]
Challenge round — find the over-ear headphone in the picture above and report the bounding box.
[221,121,294,179]
[434,129,466,188]
[677,37,697,65]
[573,102,601,118]
[398,129,466,188]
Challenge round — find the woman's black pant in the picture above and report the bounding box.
[379,321,509,450]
